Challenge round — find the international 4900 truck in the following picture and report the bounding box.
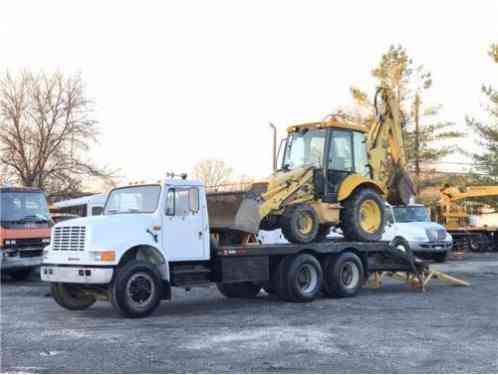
[42,178,414,318]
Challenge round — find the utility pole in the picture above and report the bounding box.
[414,93,421,192]
[268,123,277,172]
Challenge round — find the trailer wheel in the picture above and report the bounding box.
[323,252,364,298]
[51,283,96,311]
[110,261,162,318]
[468,236,482,252]
[340,188,385,242]
[216,282,261,298]
[281,204,320,244]
[278,254,323,303]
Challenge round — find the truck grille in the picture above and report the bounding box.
[52,226,87,251]
[437,229,446,241]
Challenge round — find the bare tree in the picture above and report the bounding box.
[0,70,114,197]
[192,159,234,187]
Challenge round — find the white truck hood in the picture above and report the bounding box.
[44,214,160,266]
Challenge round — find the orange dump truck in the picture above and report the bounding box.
[0,186,51,280]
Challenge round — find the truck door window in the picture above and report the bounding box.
[328,130,353,171]
[166,188,199,216]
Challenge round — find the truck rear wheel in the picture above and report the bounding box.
[340,188,385,242]
[110,261,162,318]
[281,204,320,244]
[216,282,261,298]
[51,283,96,311]
[323,252,364,298]
[276,254,323,303]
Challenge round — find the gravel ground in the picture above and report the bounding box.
[1,254,498,373]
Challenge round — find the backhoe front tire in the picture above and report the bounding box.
[340,188,385,242]
[281,204,320,244]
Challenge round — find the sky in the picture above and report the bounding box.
[1,1,497,187]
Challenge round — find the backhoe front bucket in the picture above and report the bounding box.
[206,191,262,234]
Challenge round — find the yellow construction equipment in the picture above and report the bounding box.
[434,185,498,252]
[208,87,416,245]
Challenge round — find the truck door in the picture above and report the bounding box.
[163,186,207,261]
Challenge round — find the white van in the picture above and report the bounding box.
[383,203,452,263]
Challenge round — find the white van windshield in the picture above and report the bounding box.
[104,185,161,214]
[393,206,429,223]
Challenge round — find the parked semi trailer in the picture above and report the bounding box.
[42,178,422,318]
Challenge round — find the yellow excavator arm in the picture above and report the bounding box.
[367,87,416,205]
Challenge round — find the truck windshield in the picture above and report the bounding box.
[282,129,325,170]
[393,206,429,223]
[104,185,161,215]
[0,191,50,223]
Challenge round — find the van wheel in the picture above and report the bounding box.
[278,254,323,302]
[281,204,320,244]
[110,261,162,318]
[216,282,261,298]
[323,252,364,298]
[340,188,385,242]
[51,283,96,310]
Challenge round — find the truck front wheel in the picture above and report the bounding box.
[110,261,162,318]
[216,282,261,298]
[51,283,96,311]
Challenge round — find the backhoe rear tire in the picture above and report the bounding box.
[281,204,320,244]
[340,188,385,242]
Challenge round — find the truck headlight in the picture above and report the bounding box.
[92,251,116,262]
[42,238,50,244]
[5,239,16,246]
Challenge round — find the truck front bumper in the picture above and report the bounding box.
[1,252,43,271]
[410,241,452,252]
[41,265,114,284]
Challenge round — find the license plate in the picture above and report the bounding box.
[435,246,442,250]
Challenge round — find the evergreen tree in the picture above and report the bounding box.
[468,43,498,179]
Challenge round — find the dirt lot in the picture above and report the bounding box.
[2,254,498,373]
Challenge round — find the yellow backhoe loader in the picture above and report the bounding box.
[208,87,415,244]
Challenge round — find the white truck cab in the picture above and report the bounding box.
[382,203,452,263]
[42,180,211,317]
